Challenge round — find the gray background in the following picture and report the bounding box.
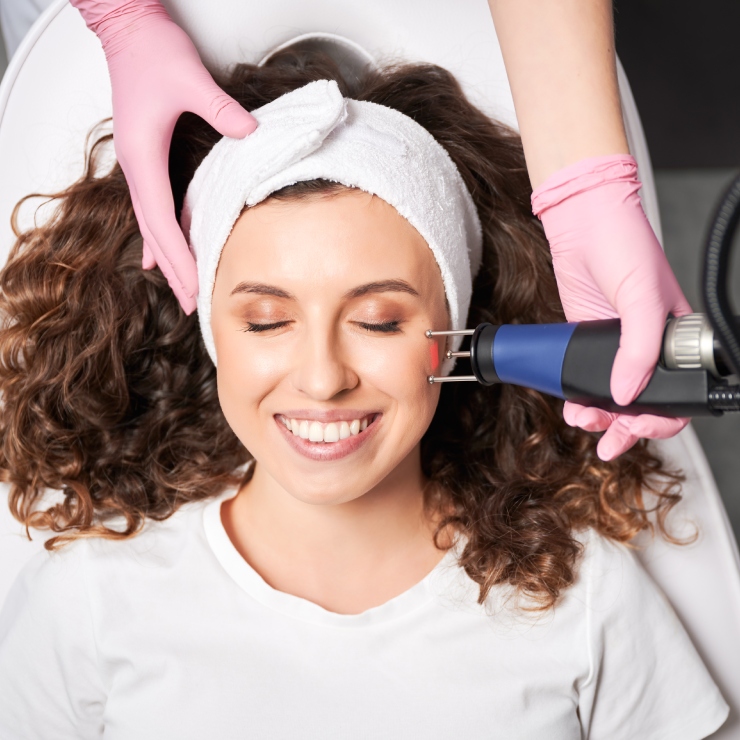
[614,0,740,545]
[655,170,740,543]
[0,8,738,544]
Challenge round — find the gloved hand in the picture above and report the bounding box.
[70,0,258,313]
[531,154,692,461]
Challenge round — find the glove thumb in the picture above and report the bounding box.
[610,308,664,406]
[196,86,258,139]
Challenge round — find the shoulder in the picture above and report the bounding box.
[568,528,690,639]
[573,526,637,572]
[82,496,213,567]
[572,529,729,740]
[2,496,216,617]
[0,541,90,657]
[571,527,654,610]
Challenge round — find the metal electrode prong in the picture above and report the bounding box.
[425,329,475,338]
[427,375,478,384]
[426,329,477,384]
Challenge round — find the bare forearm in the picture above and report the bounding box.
[488,0,629,187]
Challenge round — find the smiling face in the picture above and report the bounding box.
[209,187,449,506]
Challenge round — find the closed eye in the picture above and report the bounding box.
[355,320,401,333]
[241,320,402,334]
[241,321,291,333]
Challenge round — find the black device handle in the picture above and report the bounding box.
[560,320,720,417]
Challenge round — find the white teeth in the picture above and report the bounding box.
[283,415,374,442]
[308,421,323,442]
[323,423,340,443]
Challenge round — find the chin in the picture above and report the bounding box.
[293,489,364,507]
[281,474,374,507]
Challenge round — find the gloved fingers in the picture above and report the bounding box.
[120,140,199,311]
[562,401,581,427]
[671,289,694,319]
[609,300,667,406]
[142,219,197,314]
[596,413,689,461]
[128,181,197,314]
[596,419,640,461]
[565,399,689,460]
[618,413,689,440]
[130,189,157,270]
[610,275,694,406]
[563,401,613,432]
[142,240,157,270]
[142,231,197,315]
[189,73,258,139]
[550,260,620,323]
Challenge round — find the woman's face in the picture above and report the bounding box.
[210,188,448,505]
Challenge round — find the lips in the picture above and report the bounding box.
[274,412,381,461]
[278,414,372,443]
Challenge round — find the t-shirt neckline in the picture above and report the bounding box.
[202,488,461,628]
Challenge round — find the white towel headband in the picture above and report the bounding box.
[182,79,483,372]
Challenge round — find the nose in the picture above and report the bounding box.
[291,322,359,401]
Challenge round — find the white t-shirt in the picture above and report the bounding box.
[0,489,728,739]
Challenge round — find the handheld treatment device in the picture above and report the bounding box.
[428,171,740,419]
[427,314,739,417]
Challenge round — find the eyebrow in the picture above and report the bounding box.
[230,282,293,298]
[343,279,419,300]
[230,279,419,300]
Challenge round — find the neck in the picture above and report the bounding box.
[220,446,448,613]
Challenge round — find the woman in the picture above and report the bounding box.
[2,0,687,459]
[0,47,727,738]
[56,0,689,461]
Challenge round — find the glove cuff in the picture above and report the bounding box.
[71,0,170,44]
[531,154,639,217]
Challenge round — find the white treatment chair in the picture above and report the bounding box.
[0,2,739,736]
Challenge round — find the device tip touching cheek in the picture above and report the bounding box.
[425,328,477,383]
[426,316,740,418]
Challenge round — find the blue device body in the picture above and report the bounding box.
[467,320,717,417]
[490,323,576,399]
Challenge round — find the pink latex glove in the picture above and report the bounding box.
[70,0,258,313]
[531,154,693,461]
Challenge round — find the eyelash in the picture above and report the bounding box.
[241,321,290,333]
[240,320,401,334]
[356,320,401,334]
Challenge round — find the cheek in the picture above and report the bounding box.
[429,339,442,373]
[211,325,287,443]
[353,333,441,430]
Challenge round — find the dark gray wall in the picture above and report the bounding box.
[615,0,740,168]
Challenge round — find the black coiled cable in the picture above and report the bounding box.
[703,172,740,377]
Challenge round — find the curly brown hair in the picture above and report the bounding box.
[0,46,682,610]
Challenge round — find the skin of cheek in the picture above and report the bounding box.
[429,339,441,373]
[210,191,449,506]
[214,301,445,507]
